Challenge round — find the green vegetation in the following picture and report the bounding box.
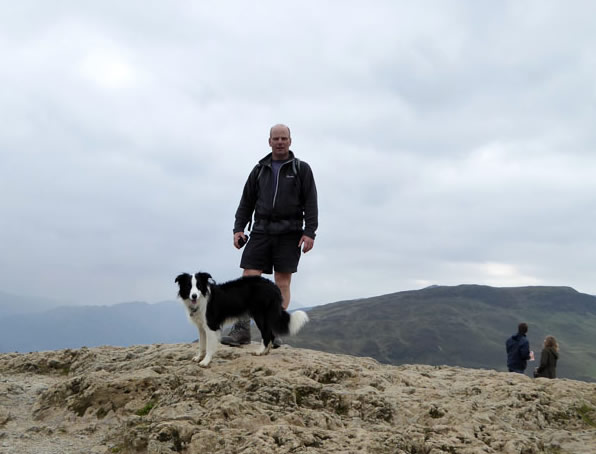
[576,403,596,427]
[135,400,156,416]
[291,285,596,382]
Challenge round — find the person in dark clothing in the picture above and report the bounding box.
[534,335,559,379]
[506,322,534,374]
[221,124,318,347]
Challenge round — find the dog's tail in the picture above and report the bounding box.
[272,310,309,336]
[288,310,309,335]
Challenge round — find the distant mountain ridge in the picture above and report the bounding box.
[0,290,65,318]
[0,301,195,353]
[290,284,596,382]
[1,284,595,382]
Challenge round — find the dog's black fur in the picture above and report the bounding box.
[175,272,309,366]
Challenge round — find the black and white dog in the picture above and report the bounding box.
[175,272,309,367]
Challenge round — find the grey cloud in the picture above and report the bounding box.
[1,1,596,308]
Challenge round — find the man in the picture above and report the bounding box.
[221,124,318,347]
[506,322,534,374]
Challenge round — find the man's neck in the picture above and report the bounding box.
[272,150,290,161]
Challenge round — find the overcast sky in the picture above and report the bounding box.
[1,1,595,308]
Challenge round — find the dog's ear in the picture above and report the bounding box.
[175,273,188,285]
[196,272,212,295]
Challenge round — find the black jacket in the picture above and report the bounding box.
[234,151,318,239]
[506,333,530,371]
[535,347,558,379]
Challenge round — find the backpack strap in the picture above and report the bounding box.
[292,157,301,178]
[256,158,301,184]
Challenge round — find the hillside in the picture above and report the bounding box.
[289,285,596,382]
[1,343,595,454]
[2,284,595,382]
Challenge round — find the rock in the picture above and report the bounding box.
[0,342,595,453]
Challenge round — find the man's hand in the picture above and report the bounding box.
[234,232,247,249]
[299,235,314,253]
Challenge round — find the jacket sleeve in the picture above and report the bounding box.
[300,162,318,239]
[537,348,548,374]
[234,166,259,233]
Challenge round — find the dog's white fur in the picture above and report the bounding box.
[181,276,219,367]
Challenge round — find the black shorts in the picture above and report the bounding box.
[240,231,302,274]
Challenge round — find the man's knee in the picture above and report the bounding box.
[274,272,292,289]
[274,272,292,308]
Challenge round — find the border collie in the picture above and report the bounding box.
[175,272,309,367]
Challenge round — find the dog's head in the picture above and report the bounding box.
[175,272,213,311]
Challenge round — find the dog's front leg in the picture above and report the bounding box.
[197,328,221,367]
[193,325,207,362]
[254,340,272,356]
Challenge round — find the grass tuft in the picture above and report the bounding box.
[135,400,156,417]
[576,403,596,427]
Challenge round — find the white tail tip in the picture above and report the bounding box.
[289,311,309,335]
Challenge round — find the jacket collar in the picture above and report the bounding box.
[259,150,296,166]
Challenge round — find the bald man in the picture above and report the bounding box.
[221,124,319,347]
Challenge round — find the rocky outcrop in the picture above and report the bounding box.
[1,343,595,453]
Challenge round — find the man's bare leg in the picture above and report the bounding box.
[274,271,292,310]
[272,271,293,348]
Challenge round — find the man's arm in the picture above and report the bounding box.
[234,166,259,234]
[301,162,318,240]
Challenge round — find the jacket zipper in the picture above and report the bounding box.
[272,159,293,211]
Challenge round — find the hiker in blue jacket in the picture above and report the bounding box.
[506,322,534,374]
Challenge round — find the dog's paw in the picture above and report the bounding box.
[198,358,211,367]
[192,354,205,362]
[253,345,272,356]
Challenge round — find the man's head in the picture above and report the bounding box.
[518,322,528,334]
[269,124,291,160]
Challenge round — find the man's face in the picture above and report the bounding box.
[269,126,291,160]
